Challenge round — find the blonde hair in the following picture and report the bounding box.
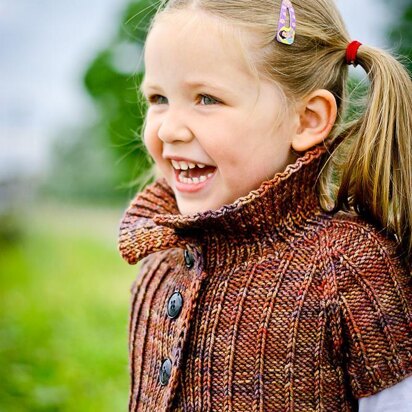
[141,0,412,263]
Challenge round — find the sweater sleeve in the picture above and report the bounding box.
[331,221,412,399]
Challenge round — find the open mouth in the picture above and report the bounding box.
[171,159,217,186]
[175,166,216,185]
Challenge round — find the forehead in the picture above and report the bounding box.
[142,9,258,91]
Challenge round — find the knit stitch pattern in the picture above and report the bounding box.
[117,145,412,411]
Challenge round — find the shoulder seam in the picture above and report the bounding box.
[326,218,401,264]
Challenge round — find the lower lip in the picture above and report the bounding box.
[174,168,217,193]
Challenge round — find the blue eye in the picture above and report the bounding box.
[147,95,168,105]
[146,94,220,105]
[200,94,219,105]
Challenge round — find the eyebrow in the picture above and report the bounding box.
[140,79,233,95]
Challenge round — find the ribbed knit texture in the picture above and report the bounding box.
[118,145,412,412]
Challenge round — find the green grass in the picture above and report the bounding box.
[0,201,138,411]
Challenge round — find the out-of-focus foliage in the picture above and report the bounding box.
[44,0,158,204]
[81,0,159,199]
[387,0,412,72]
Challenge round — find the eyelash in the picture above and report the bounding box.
[146,94,220,106]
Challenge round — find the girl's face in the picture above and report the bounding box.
[142,9,298,215]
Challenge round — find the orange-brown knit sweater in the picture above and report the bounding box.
[118,145,412,412]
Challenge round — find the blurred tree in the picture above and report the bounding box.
[44,0,157,204]
[387,0,412,72]
[83,0,157,200]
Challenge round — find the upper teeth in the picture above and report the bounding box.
[171,160,207,170]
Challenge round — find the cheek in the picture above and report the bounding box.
[202,127,247,166]
[143,123,162,160]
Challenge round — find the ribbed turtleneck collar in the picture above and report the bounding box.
[118,145,330,265]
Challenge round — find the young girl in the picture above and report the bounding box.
[118,0,412,410]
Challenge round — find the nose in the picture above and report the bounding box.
[157,108,194,144]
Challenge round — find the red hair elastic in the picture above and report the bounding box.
[346,40,362,67]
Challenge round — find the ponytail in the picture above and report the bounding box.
[327,45,412,263]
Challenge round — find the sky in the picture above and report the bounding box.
[0,0,391,179]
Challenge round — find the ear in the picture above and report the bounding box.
[291,89,337,152]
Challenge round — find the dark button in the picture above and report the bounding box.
[159,358,172,386]
[167,291,183,319]
[184,249,194,269]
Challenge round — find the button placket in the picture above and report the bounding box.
[160,246,197,388]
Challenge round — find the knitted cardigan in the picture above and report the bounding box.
[117,145,412,412]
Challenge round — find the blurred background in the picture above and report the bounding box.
[0,0,410,410]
